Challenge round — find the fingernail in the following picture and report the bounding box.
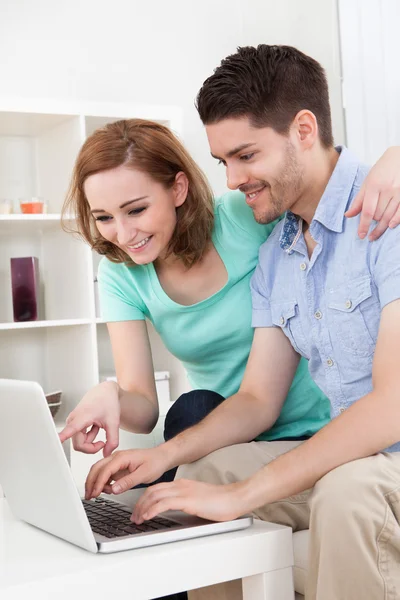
[359,232,366,239]
[389,221,395,228]
[142,512,148,520]
[113,484,121,493]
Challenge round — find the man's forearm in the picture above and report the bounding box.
[162,391,280,470]
[237,389,400,512]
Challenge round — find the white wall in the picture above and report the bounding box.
[0,0,344,193]
[0,0,345,400]
[339,0,400,164]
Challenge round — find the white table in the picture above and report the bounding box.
[0,498,294,600]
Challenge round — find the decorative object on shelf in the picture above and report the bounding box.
[0,199,13,214]
[45,390,62,418]
[19,197,45,214]
[10,257,40,322]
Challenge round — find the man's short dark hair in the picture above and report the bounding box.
[196,44,334,148]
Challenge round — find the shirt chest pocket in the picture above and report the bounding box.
[271,300,307,356]
[327,276,377,357]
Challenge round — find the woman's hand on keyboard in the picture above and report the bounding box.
[84,446,170,500]
[58,380,121,457]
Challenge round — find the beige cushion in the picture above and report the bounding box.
[292,530,309,596]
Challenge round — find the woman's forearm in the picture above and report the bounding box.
[118,384,159,435]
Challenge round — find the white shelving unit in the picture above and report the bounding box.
[0,100,183,490]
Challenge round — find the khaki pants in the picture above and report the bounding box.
[177,441,400,600]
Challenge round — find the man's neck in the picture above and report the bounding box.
[291,147,340,226]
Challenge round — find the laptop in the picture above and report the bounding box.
[0,379,252,553]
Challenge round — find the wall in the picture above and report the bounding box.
[0,0,345,400]
[339,0,400,164]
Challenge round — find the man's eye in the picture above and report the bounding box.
[129,207,146,215]
[218,159,226,166]
[240,153,254,161]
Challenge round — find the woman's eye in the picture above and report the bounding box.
[129,207,146,215]
[240,153,254,161]
[218,159,226,167]
[95,215,112,222]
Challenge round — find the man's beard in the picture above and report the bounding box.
[250,141,304,224]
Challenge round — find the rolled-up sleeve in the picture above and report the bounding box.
[250,259,274,328]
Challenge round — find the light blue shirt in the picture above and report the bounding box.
[251,146,400,452]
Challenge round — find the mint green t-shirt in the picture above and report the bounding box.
[98,190,330,440]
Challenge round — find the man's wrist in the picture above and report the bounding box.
[159,438,183,470]
[234,476,269,515]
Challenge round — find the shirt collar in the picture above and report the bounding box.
[279,146,360,251]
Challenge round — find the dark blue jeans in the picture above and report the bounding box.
[161,389,225,481]
[153,389,224,600]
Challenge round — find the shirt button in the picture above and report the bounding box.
[345,300,352,309]
[280,316,285,326]
[314,310,322,320]
[300,262,307,271]
[327,358,334,367]
[339,407,345,414]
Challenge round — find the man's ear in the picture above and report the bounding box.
[292,110,319,149]
[173,171,189,208]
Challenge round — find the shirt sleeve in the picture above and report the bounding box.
[250,249,275,328]
[371,226,400,309]
[97,258,146,322]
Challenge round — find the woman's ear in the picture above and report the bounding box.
[173,171,189,208]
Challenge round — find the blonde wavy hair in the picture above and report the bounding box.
[62,119,214,267]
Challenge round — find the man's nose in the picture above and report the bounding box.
[226,164,248,190]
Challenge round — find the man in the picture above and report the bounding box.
[85,46,400,599]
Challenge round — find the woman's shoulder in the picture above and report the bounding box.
[214,190,279,239]
[97,257,147,290]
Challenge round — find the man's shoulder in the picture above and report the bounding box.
[257,219,286,265]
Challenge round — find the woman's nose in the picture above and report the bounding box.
[116,221,137,246]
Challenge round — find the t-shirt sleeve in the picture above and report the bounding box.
[250,245,275,328]
[217,190,280,242]
[371,226,400,309]
[97,258,146,322]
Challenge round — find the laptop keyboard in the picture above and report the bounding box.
[82,496,179,539]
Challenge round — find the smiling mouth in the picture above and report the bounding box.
[127,236,152,251]
[245,186,266,204]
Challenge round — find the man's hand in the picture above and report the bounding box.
[131,479,247,524]
[345,146,400,240]
[84,446,171,500]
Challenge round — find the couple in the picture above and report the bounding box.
[60,45,400,599]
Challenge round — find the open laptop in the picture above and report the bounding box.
[0,379,252,553]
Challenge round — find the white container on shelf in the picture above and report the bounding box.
[100,370,172,416]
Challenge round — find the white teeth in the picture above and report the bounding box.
[248,188,264,199]
[130,237,150,250]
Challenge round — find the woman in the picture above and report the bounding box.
[59,118,400,469]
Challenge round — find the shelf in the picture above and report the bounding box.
[0,213,75,234]
[0,214,67,220]
[0,318,94,331]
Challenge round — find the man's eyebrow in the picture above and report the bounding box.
[90,196,148,214]
[210,143,256,161]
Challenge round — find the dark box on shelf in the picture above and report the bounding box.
[10,257,40,322]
